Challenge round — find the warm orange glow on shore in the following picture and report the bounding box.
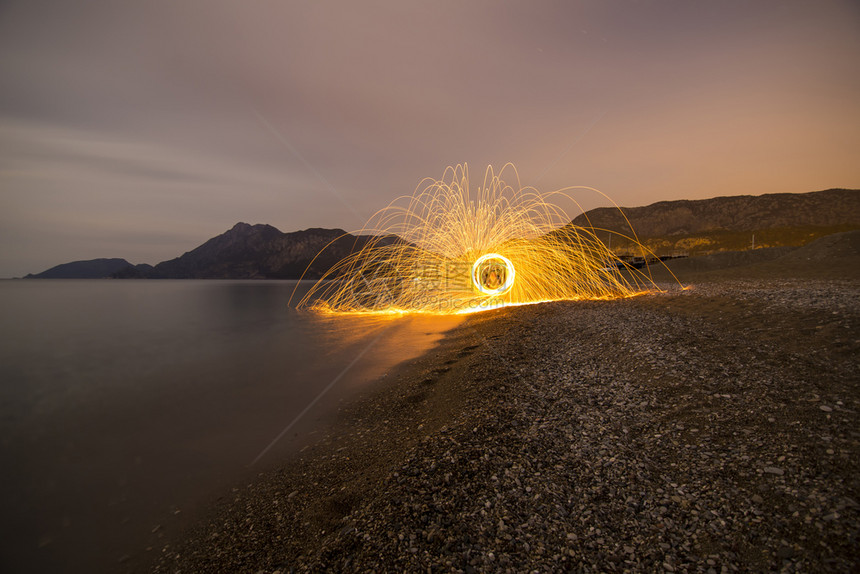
[296,164,678,315]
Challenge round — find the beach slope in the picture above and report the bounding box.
[153,235,859,573]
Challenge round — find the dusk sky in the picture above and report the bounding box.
[1,1,859,277]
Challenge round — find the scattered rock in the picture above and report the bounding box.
[154,278,860,573]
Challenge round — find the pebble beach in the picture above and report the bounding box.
[152,239,860,573]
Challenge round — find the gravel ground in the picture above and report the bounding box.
[152,277,859,573]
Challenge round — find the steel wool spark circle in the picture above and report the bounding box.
[471,253,515,296]
[294,164,680,315]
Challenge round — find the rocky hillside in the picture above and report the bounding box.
[114,223,397,279]
[25,189,860,278]
[24,258,134,279]
[24,224,401,280]
[571,188,859,255]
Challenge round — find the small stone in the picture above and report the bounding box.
[763,467,784,476]
[819,405,833,412]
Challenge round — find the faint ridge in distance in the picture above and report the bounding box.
[22,188,860,279]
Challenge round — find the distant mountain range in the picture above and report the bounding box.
[570,188,860,255]
[24,258,135,279]
[24,188,859,279]
[27,224,399,280]
[111,223,398,279]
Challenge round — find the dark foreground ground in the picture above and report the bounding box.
[152,233,859,573]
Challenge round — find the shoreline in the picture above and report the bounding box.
[145,300,503,571]
[148,233,860,573]
[151,270,859,572]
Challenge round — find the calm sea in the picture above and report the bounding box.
[0,280,461,572]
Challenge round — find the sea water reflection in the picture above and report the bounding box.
[0,280,462,572]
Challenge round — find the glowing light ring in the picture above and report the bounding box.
[293,163,684,315]
[471,253,515,295]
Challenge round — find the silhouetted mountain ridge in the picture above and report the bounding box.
[23,224,396,280]
[570,188,860,255]
[572,188,859,237]
[113,223,400,279]
[23,188,860,278]
[24,258,133,279]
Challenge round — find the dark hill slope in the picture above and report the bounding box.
[571,188,859,254]
[573,189,859,237]
[124,223,395,279]
[649,230,860,282]
[24,258,133,279]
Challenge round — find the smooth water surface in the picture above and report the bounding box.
[0,280,462,572]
